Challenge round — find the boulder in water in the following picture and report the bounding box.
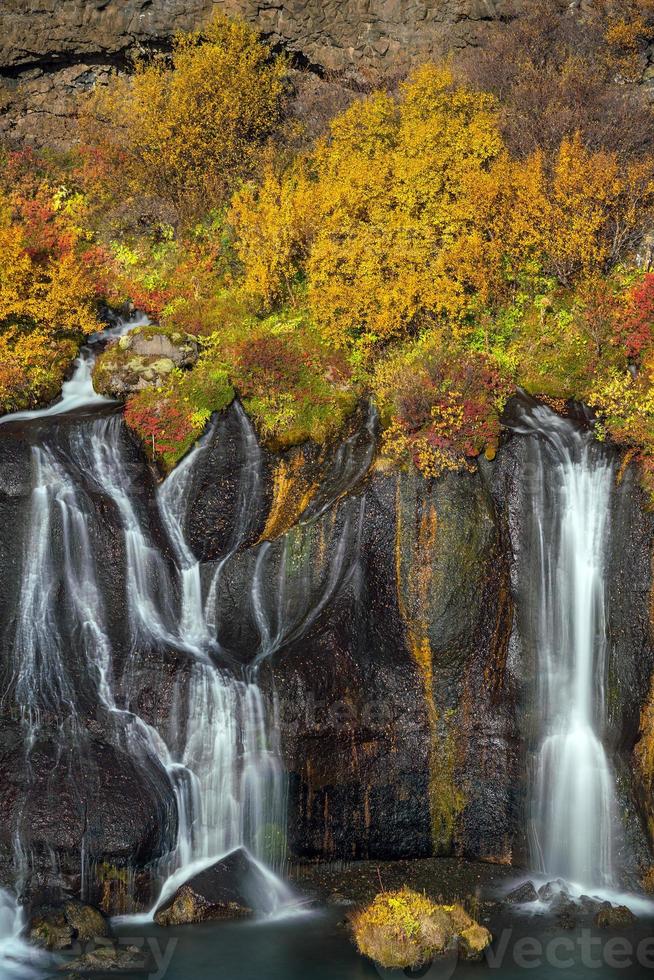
[61,942,146,974]
[551,894,578,930]
[351,888,490,970]
[327,892,355,908]
[29,900,110,950]
[154,848,274,926]
[538,879,570,902]
[459,923,493,961]
[594,902,636,929]
[29,906,75,950]
[62,900,110,942]
[579,895,603,915]
[506,881,539,904]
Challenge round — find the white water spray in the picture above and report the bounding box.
[513,402,617,888]
[2,317,294,966]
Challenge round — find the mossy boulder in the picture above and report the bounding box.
[460,923,493,961]
[61,942,145,974]
[594,903,636,929]
[29,900,110,950]
[62,900,110,942]
[351,887,491,970]
[30,907,75,950]
[93,326,198,399]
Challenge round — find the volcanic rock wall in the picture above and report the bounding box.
[0,0,528,146]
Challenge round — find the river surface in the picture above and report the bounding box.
[45,908,654,980]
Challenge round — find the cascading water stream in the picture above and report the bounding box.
[0,316,295,974]
[0,891,46,978]
[510,400,617,888]
[152,408,291,914]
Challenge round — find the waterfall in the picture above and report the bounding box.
[152,412,290,913]
[1,318,292,945]
[0,889,46,978]
[0,314,149,428]
[511,400,617,887]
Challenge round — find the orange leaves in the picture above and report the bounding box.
[0,178,104,411]
[447,134,654,300]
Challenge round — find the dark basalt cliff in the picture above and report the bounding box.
[1,401,653,911]
[0,0,528,146]
[0,0,522,74]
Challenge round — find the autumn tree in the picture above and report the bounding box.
[446,133,654,302]
[305,65,502,354]
[0,166,106,411]
[82,15,288,221]
[229,160,319,312]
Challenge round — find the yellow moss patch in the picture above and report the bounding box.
[616,448,638,485]
[394,478,466,851]
[429,711,467,854]
[635,675,654,787]
[352,889,491,970]
[352,888,452,970]
[260,453,317,540]
[96,863,133,916]
[460,923,493,960]
[641,866,654,894]
[633,672,654,853]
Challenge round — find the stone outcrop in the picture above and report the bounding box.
[29,901,110,950]
[0,0,523,75]
[0,0,529,147]
[93,326,199,399]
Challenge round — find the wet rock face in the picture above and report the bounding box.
[269,480,434,861]
[0,718,177,906]
[605,463,654,752]
[2,395,654,905]
[606,461,654,879]
[258,460,518,863]
[0,415,177,910]
[0,400,520,895]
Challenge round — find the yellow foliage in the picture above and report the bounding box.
[306,64,502,350]
[453,134,654,296]
[352,889,490,969]
[0,224,99,336]
[229,161,319,312]
[352,888,453,969]
[0,207,102,411]
[84,14,287,218]
[226,62,654,366]
[604,4,654,81]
